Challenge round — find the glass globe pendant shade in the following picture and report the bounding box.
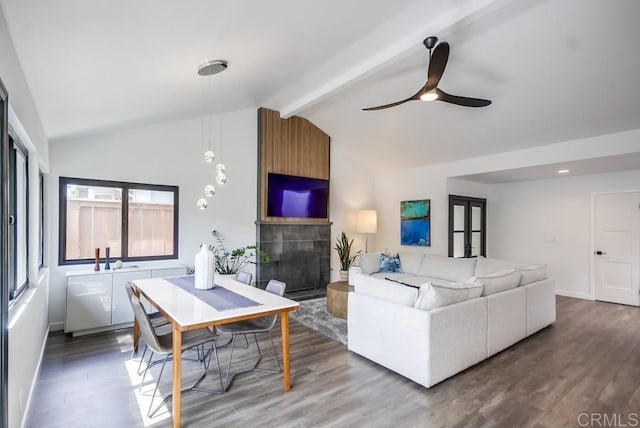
[196,198,208,210]
[204,184,216,197]
[204,150,215,163]
[216,172,227,185]
[215,163,226,172]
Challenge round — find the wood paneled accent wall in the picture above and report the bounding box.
[258,108,330,223]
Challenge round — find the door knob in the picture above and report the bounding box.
[594,250,607,255]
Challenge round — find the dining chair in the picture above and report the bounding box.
[128,282,213,391]
[235,271,253,285]
[130,293,225,417]
[125,282,172,375]
[216,279,286,390]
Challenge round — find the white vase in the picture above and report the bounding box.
[339,270,349,281]
[194,244,215,289]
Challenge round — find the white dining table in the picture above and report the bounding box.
[132,275,299,428]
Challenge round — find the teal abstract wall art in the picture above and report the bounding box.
[400,199,430,246]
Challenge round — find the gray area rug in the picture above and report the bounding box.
[290,297,347,345]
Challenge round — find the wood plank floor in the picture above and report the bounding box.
[25,296,640,427]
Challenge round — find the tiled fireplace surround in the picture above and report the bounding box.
[257,223,331,299]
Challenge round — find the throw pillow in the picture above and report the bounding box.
[518,264,547,285]
[359,252,382,275]
[379,253,402,273]
[470,269,520,296]
[414,281,483,311]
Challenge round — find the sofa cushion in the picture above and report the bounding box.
[353,273,417,307]
[474,256,521,276]
[471,269,521,296]
[379,253,402,273]
[486,287,527,356]
[416,254,477,282]
[379,275,454,289]
[359,252,382,275]
[525,278,556,335]
[398,252,425,276]
[414,281,483,311]
[518,264,547,285]
[371,272,412,282]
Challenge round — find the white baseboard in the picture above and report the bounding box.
[556,289,593,300]
[69,322,133,337]
[49,321,64,332]
[20,324,50,428]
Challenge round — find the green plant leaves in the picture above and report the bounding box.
[334,231,359,270]
[209,229,270,274]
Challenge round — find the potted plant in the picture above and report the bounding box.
[334,231,359,281]
[209,230,270,275]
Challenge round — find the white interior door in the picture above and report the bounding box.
[594,192,640,306]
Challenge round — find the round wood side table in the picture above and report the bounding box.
[326,280,354,319]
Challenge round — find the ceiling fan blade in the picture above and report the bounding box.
[425,42,449,91]
[362,94,417,111]
[436,88,491,107]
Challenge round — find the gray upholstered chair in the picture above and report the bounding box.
[125,282,172,375]
[217,279,286,390]
[130,294,224,417]
[235,271,253,285]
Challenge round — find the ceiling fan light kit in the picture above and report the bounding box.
[363,36,492,111]
[419,91,438,102]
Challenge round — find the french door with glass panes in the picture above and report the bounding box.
[448,195,486,258]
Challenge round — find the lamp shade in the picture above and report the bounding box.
[356,210,377,234]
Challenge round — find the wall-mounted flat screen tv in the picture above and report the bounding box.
[267,173,329,218]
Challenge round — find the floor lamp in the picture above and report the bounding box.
[356,210,377,253]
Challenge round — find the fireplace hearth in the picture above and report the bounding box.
[257,223,331,300]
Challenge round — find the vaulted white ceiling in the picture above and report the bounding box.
[2,0,640,172]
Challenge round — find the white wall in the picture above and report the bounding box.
[372,129,640,297]
[1,5,51,428]
[48,108,257,327]
[329,142,376,280]
[376,165,449,255]
[0,14,48,165]
[447,178,489,199]
[7,271,49,428]
[488,169,640,299]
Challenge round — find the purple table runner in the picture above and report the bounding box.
[165,275,262,311]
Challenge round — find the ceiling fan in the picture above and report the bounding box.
[363,36,492,111]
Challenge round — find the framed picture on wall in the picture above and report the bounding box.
[400,199,431,246]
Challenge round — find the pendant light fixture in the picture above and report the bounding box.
[197,59,229,209]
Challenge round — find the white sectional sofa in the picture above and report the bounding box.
[347,253,555,388]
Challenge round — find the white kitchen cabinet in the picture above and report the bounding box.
[65,264,186,335]
[111,270,152,325]
[65,274,113,333]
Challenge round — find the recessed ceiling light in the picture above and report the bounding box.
[558,169,570,174]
